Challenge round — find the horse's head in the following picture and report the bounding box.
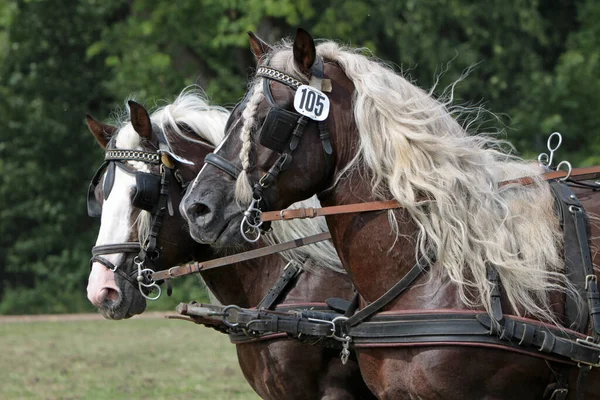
[86,90,227,319]
[181,29,356,247]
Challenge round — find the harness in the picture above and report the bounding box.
[87,134,188,299]
[184,61,600,397]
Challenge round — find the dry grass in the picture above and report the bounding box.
[0,315,260,399]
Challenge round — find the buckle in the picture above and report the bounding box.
[586,274,598,290]
[574,337,600,367]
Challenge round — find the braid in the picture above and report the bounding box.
[235,80,264,204]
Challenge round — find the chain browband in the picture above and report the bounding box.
[104,150,161,164]
[256,67,306,89]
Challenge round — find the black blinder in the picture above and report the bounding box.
[132,172,161,212]
[103,162,116,200]
[87,161,108,218]
[259,107,299,153]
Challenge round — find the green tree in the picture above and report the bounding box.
[0,0,120,313]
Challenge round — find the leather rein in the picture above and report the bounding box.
[259,166,600,223]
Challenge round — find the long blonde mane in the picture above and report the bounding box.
[236,41,576,322]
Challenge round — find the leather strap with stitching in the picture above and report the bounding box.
[261,166,600,222]
[151,232,331,281]
[344,256,430,328]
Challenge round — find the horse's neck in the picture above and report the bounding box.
[199,254,286,308]
[322,172,463,309]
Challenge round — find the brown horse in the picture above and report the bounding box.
[181,30,600,399]
[85,88,374,400]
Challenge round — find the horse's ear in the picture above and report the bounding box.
[128,100,153,139]
[293,28,316,75]
[86,114,117,149]
[248,31,272,61]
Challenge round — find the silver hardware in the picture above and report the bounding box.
[569,205,582,214]
[256,67,305,89]
[222,305,243,328]
[135,257,161,300]
[538,132,562,168]
[537,132,572,180]
[240,198,264,243]
[574,337,600,367]
[340,335,352,365]
[585,274,597,290]
[308,317,336,337]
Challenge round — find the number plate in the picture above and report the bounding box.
[293,85,330,121]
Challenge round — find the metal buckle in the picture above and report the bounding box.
[574,337,600,367]
[307,317,336,337]
[586,274,598,290]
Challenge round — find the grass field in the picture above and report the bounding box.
[0,314,261,400]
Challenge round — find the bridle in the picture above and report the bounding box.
[205,59,334,243]
[87,132,189,300]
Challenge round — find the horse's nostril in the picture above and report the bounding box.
[104,287,119,303]
[189,202,211,219]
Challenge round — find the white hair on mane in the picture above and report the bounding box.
[234,84,264,205]
[236,40,577,322]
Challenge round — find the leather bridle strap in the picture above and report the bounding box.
[150,232,331,281]
[204,153,241,180]
[261,166,600,223]
[92,243,142,255]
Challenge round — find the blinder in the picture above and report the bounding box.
[87,161,108,218]
[103,162,116,200]
[132,172,162,212]
[259,107,300,153]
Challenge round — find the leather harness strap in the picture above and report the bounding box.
[260,167,600,223]
[345,256,430,328]
[256,261,303,311]
[150,232,331,281]
[501,166,600,188]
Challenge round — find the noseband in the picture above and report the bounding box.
[88,136,188,300]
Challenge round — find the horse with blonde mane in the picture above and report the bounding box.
[182,30,600,399]
[85,88,374,400]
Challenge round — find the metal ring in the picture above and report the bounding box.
[569,205,582,214]
[168,267,177,279]
[137,268,156,288]
[139,282,161,301]
[240,220,261,243]
[222,305,243,328]
[331,316,349,341]
[557,160,572,181]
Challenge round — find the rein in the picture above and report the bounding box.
[259,166,600,223]
[147,232,331,281]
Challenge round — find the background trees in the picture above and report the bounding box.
[1,0,598,313]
